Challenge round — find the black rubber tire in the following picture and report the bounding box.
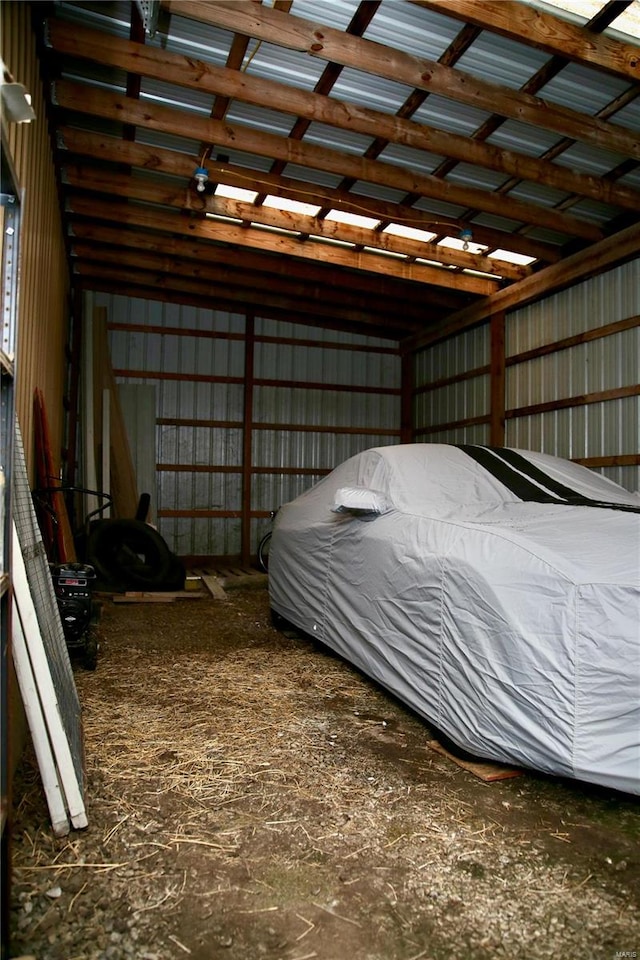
[82,630,99,671]
[87,519,173,590]
[257,531,272,572]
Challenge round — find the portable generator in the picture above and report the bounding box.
[50,562,98,670]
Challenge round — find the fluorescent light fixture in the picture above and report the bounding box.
[1,60,35,123]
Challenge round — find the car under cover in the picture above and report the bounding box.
[268,444,640,796]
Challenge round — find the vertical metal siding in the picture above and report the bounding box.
[506,260,639,491]
[413,324,490,445]
[94,295,401,556]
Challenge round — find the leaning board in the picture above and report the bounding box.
[11,421,87,832]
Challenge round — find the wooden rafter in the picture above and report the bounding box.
[414,0,640,82]
[167,0,640,157]
[53,80,606,242]
[46,20,640,210]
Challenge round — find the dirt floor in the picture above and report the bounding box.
[8,574,640,960]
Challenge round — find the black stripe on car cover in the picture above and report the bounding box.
[457,445,640,515]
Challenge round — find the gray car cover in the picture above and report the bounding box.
[269,444,640,796]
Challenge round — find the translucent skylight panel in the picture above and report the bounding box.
[263,196,321,217]
[383,224,438,243]
[609,3,640,40]
[215,185,258,203]
[524,0,603,25]
[527,0,640,41]
[438,236,488,256]
[489,250,537,265]
[325,211,381,229]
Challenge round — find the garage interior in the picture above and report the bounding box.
[1,0,639,957]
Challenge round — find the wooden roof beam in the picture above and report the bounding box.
[408,220,640,350]
[52,80,605,242]
[67,220,466,310]
[64,192,494,294]
[46,18,640,178]
[61,162,527,279]
[414,0,640,82]
[167,0,640,157]
[72,261,424,335]
[58,127,561,264]
[69,238,432,325]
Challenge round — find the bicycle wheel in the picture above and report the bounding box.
[257,530,272,572]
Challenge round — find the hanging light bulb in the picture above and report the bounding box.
[459,227,473,252]
[193,166,209,193]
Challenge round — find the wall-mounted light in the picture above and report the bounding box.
[459,227,473,252]
[193,166,209,193]
[1,60,35,123]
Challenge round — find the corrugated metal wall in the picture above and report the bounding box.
[2,2,70,481]
[413,324,491,445]
[94,293,401,558]
[506,259,640,491]
[413,259,639,493]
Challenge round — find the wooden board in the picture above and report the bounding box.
[199,575,228,601]
[426,739,524,782]
[11,608,70,836]
[92,306,139,519]
[12,522,88,830]
[33,387,76,562]
[112,591,205,603]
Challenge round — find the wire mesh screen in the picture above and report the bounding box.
[12,420,85,794]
